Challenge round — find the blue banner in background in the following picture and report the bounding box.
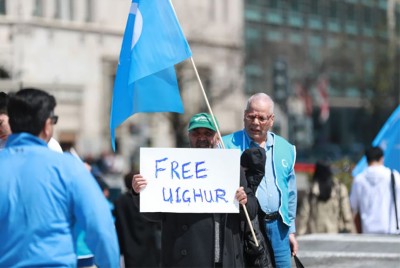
[352,105,400,176]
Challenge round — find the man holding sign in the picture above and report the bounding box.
[132,113,258,267]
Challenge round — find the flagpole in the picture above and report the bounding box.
[189,57,224,146]
[189,56,259,247]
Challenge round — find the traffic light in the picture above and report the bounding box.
[273,59,288,104]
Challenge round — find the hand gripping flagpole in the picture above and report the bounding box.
[190,57,259,247]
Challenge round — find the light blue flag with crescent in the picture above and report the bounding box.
[110,0,192,151]
[352,105,400,176]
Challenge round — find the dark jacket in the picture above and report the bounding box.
[132,168,257,267]
[114,192,160,268]
[241,148,275,268]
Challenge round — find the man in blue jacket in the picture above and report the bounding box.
[223,93,298,268]
[0,88,119,267]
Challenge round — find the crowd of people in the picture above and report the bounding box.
[0,88,399,268]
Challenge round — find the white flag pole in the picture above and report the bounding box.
[189,56,259,247]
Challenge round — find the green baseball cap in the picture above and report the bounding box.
[188,113,219,132]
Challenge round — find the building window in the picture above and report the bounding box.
[223,0,229,22]
[266,30,283,42]
[346,40,357,51]
[345,4,358,34]
[245,27,261,40]
[85,0,93,22]
[0,0,5,15]
[374,9,387,38]
[378,0,386,9]
[362,6,373,37]
[328,1,341,32]
[309,35,322,47]
[376,9,384,28]
[54,0,62,19]
[329,1,338,19]
[33,0,44,17]
[363,7,372,27]
[362,0,374,7]
[69,0,75,20]
[362,43,373,54]
[327,37,339,48]
[308,15,322,30]
[346,4,355,21]
[309,0,319,15]
[246,64,264,75]
[289,0,301,12]
[266,12,283,24]
[364,58,374,75]
[245,9,262,21]
[267,0,280,9]
[209,0,216,21]
[308,0,322,29]
[289,33,303,44]
[288,13,303,27]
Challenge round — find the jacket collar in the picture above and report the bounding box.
[6,133,48,148]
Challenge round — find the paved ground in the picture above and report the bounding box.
[295,233,400,268]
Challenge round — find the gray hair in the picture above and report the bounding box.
[245,93,274,114]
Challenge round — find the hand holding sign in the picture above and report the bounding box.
[132,174,147,194]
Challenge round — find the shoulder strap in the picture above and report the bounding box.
[337,182,342,217]
[391,170,399,230]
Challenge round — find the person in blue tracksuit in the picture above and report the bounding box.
[0,88,119,267]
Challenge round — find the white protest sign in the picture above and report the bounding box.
[139,148,241,213]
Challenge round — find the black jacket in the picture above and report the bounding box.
[132,168,257,267]
[114,192,160,268]
[241,148,275,268]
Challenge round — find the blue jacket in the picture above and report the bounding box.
[0,133,119,267]
[222,130,297,227]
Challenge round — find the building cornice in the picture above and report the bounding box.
[0,18,123,36]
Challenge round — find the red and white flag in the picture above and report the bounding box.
[317,77,329,123]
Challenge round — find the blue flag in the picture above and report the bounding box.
[110,0,192,150]
[352,105,400,176]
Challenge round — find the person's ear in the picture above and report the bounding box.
[39,118,52,142]
[269,114,275,128]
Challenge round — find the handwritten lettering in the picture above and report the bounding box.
[171,161,179,179]
[195,161,207,178]
[155,157,208,179]
[182,162,193,179]
[162,187,228,204]
[155,157,168,178]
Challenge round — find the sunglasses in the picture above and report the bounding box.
[49,112,58,125]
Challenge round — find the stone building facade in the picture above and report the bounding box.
[0,0,248,163]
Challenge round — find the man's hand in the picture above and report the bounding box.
[132,174,148,194]
[289,233,298,256]
[235,186,247,205]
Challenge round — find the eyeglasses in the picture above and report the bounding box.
[244,113,273,124]
[49,112,58,125]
